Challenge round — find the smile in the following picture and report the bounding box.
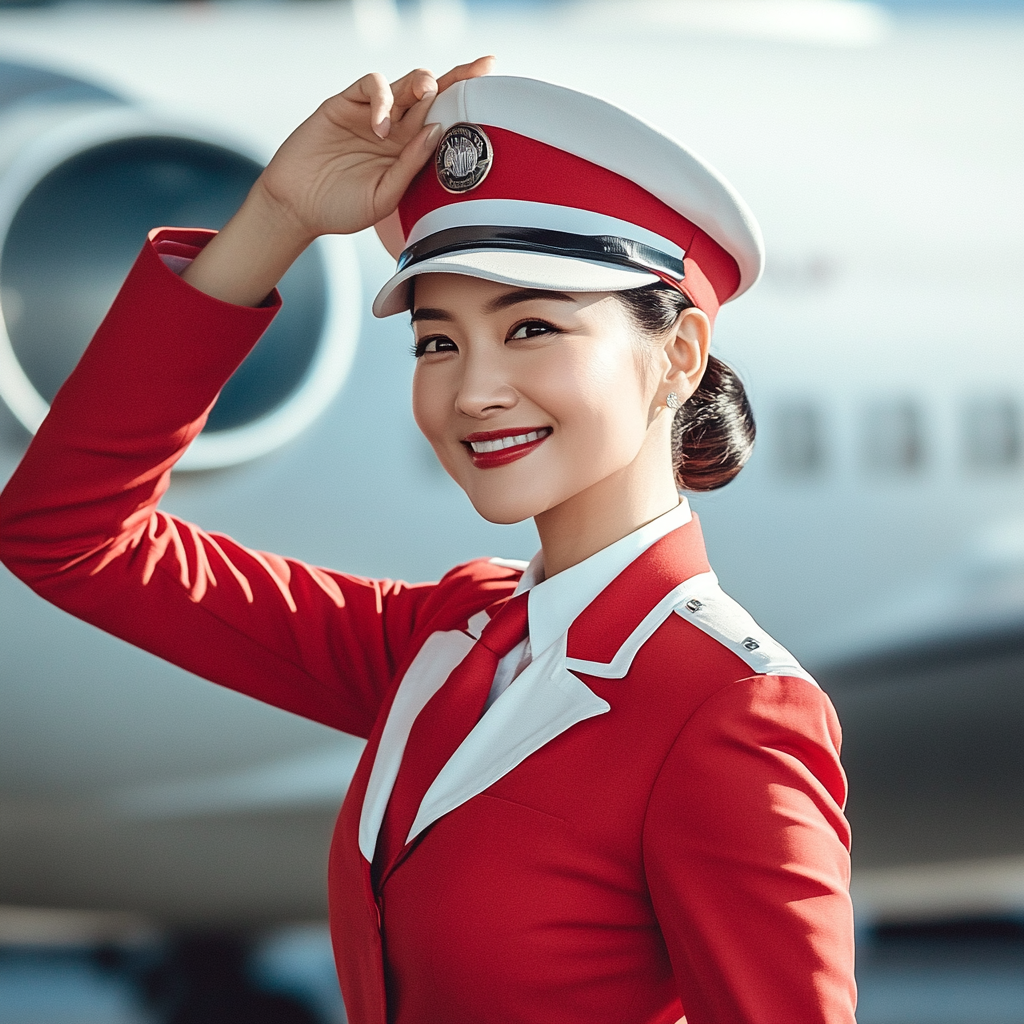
[462,427,552,468]
[468,429,550,453]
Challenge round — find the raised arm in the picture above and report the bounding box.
[0,230,422,737]
[180,58,494,308]
[0,60,494,738]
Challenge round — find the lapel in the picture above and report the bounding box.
[407,632,609,844]
[358,629,477,862]
[356,513,713,868]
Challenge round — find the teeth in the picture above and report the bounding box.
[470,429,549,454]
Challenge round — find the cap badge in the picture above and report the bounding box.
[436,123,493,194]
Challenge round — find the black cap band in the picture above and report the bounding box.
[397,225,686,285]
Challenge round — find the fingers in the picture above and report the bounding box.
[340,71,395,139]
[389,67,438,119]
[391,84,441,144]
[335,57,491,143]
[375,122,444,216]
[371,55,493,214]
[435,55,495,95]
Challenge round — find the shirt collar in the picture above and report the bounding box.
[514,498,692,657]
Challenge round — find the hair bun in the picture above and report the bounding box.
[672,355,755,491]
[616,283,756,492]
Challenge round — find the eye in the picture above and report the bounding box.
[413,335,458,358]
[508,320,558,341]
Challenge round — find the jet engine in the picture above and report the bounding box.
[0,59,359,469]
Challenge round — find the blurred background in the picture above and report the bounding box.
[0,0,1021,1020]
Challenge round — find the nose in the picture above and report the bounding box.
[454,344,518,419]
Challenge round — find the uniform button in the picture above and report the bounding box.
[685,598,702,612]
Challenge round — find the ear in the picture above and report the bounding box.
[661,307,711,406]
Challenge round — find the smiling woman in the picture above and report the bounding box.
[0,60,855,1024]
[409,274,695,543]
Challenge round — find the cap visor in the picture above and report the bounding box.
[371,250,658,318]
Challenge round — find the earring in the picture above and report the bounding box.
[666,392,682,410]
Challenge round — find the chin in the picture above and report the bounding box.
[443,452,590,526]
[465,493,543,526]
[456,475,560,526]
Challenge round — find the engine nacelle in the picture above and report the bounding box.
[0,60,359,470]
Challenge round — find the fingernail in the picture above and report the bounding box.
[374,116,391,140]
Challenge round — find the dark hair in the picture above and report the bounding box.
[616,283,756,491]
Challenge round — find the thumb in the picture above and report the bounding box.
[374,122,442,218]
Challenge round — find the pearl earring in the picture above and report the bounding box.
[666,393,682,410]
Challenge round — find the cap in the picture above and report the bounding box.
[372,76,764,322]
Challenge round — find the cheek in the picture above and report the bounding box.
[412,367,477,491]
[411,368,447,448]
[539,342,649,453]
[411,370,460,477]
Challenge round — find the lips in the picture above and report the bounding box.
[462,427,552,468]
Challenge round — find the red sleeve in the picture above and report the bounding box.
[0,228,437,739]
[642,674,856,1024]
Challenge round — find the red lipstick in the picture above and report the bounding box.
[462,427,552,469]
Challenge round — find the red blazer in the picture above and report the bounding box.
[0,230,856,1024]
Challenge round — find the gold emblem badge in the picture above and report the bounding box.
[435,123,493,194]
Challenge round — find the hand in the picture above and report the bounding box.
[256,56,495,241]
[182,57,494,307]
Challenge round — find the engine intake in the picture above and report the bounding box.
[0,60,359,469]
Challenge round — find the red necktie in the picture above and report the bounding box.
[374,592,530,884]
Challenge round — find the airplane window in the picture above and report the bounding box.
[772,401,828,476]
[962,397,1022,470]
[0,135,327,435]
[862,399,925,474]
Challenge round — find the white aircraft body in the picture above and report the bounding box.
[0,0,1021,940]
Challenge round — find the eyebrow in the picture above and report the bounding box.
[410,289,576,324]
[410,307,453,323]
[484,289,576,313]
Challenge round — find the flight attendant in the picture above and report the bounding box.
[0,59,856,1024]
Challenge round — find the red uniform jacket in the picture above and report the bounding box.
[0,230,856,1024]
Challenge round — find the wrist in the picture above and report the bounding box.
[246,175,318,255]
[181,181,314,308]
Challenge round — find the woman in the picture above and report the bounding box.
[0,59,856,1024]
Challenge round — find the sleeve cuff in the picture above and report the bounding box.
[147,227,283,312]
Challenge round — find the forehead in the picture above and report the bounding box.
[411,274,615,319]
[413,273,543,305]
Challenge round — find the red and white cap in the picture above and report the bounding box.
[372,75,764,323]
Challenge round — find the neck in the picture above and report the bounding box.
[533,426,681,579]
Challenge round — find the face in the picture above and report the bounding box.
[410,273,667,525]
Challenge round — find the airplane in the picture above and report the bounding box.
[0,0,1021,1008]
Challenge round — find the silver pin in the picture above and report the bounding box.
[742,637,760,651]
[685,598,702,612]
[436,123,493,194]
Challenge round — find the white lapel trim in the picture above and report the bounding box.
[358,630,476,862]
[565,573,719,679]
[407,633,610,844]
